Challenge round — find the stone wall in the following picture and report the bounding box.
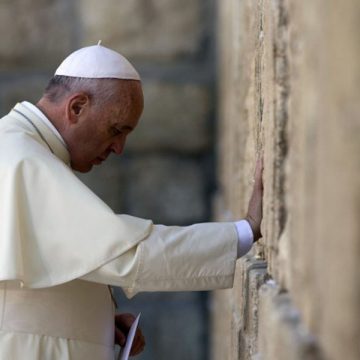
[213,0,360,359]
[0,1,216,359]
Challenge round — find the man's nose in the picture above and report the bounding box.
[111,137,126,155]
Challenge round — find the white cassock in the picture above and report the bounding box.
[0,102,246,359]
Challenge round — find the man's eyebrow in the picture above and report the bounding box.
[119,125,134,132]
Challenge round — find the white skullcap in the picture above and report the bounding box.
[55,42,140,80]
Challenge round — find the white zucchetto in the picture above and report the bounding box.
[55,42,140,80]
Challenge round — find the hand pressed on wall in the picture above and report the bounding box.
[115,313,145,356]
[245,158,263,242]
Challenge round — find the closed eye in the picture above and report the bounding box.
[111,127,123,136]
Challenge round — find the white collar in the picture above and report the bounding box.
[21,101,67,147]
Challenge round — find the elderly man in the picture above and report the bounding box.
[0,44,263,359]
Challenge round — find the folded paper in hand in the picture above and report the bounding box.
[118,313,141,360]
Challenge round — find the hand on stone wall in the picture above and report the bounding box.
[245,158,263,242]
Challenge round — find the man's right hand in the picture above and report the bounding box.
[245,158,263,242]
[115,313,145,356]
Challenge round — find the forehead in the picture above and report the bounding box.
[106,80,143,124]
[114,80,143,108]
[114,79,143,101]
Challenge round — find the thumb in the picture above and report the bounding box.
[115,328,126,347]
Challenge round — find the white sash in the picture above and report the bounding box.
[0,280,115,347]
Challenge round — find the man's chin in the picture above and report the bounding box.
[71,162,93,173]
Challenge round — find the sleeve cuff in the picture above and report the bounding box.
[234,220,254,258]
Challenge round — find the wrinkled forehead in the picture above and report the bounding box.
[114,79,143,100]
[107,80,144,120]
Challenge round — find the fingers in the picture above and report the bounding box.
[246,157,264,241]
[114,327,126,346]
[129,328,146,356]
[115,313,146,356]
[115,313,136,330]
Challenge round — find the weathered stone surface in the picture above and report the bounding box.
[211,257,267,360]
[0,0,75,70]
[127,83,211,153]
[126,81,211,153]
[261,0,290,283]
[217,0,263,226]
[125,155,206,224]
[215,0,360,359]
[211,288,234,360]
[286,1,360,359]
[78,0,204,61]
[257,282,323,360]
[0,76,48,113]
[230,257,267,360]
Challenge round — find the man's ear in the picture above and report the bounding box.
[66,93,91,124]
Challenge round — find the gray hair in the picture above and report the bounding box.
[44,76,125,107]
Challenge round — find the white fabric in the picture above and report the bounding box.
[55,44,140,80]
[0,219,239,360]
[0,102,152,288]
[235,220,254,257]
[0,280,115,360]
[83,222,239,297]
[0,331,114,360]
[0,102,251,359]
[22,101,66,147]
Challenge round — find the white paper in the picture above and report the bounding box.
[118,313,141,360]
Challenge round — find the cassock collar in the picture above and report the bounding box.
[22,101,66,147]
[10,102,70,165]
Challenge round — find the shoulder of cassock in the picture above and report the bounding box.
[0,103,152,288]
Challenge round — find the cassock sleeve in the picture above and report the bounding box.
[0,122,240,292]
[81,222,238,298]
[0,136,152,288]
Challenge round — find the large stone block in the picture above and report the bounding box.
[232,257,267,360]
[261,0,290,283]
[126,82,211,153]
[125,155,206,224]
[78,0,204,61]
[257,281,323,360]
[211,257,267,360]
[0,76,49,114]
[217,0,263,222]
[0,0,75,70]
[211,289,234,360]
[286,1,360,359]
[216,0,360,359]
